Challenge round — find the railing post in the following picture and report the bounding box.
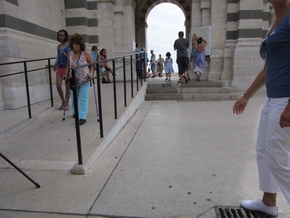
[23,61,32,119]
[112,60,117,119]
[96,64,104,138]
[130,55,134,98]
[123,57,127,107]
[47,59,54,107]
[71,69,83,165]
[141,52,144,86]
[143,51,146,82]
[138,53,143,88]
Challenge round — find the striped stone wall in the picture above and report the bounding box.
[0,0,136,110]
[226,0,269,89]
[64,0,98,44]
[226,0,269,40]
[0,0,272,110]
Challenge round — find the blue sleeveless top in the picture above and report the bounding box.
[265,12,290,98]
[57,44,70,67]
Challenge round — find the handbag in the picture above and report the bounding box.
[69,53,81,90]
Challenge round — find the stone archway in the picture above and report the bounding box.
[135,0,191,49]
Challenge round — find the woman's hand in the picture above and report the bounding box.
[279,103,290,128]
[88,73,94,79]
[61,52,68,58]
[233,95,249,115]
[62,74,68,81]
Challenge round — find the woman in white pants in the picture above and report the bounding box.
[233,0,290,216]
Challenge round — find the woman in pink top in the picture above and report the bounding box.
[64,33,94,125]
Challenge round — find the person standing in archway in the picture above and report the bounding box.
[164,52,174,81]
[135,43,142,79]
[174,31,189,83]
[157,54,164,77]
[149,50,157,78]
[193,37,208,81]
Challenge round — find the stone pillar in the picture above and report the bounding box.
[185,20,191,40]
[200,0,211,26]
[208,0,227,81]
[0,0,65,110]
[191,0,202,28]
[113,0,137,79]
[138,22,148,49]
[113,0,136,55]
[230,0,267,90]
[94,1,115,55]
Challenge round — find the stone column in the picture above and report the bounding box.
[95,1,115,55]
[200,0,211,26]
[208,0,227,81]
[113,0,137,79]
[230,0,267,90]
[138,22,148,49]
[0,0,65,110]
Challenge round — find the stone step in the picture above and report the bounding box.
[145,80,241,101]
[145,93,240,101]
[147,80,226,88]
[146,87,241,94]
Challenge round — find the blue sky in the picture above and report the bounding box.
[147,3,185,71]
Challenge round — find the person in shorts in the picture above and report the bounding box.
[53,29,70,110]
[173,31,189,83]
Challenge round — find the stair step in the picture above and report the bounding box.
[147,80,226,88]
[145,80,240,101]
[146,87,177,94]
[179,87,241,94]
[145,93,240,101]
[147,87,241,94]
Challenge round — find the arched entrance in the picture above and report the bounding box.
[135,0,191,49]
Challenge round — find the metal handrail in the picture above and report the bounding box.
[0,51,146,165]
[0,57,56,118]
[70,51,146,164]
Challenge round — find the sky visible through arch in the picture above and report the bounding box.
[147,3,185,73]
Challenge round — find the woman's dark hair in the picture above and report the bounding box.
[100,48,107,58]
[69,33,86,51]
[197,37,203,44]
[166,52,171,58]
[91,46,98,51]
[57,29,68,42]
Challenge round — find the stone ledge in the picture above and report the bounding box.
[70,82,147,175]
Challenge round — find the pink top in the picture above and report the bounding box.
[69,51,89,87]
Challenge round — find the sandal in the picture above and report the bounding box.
[65,106,69,111]
[58,105,64,110]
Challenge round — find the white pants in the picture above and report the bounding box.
[257,97,290,204]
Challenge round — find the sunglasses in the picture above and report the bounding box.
[259,39,267,60]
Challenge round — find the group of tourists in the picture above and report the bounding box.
[53,30,113,126]
[144,31,208,83]
[145,50,174,80]
[174,31,208,83]
[136,9,290,214]
[53,1,290,214]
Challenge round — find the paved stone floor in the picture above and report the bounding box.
[0,79,289,217]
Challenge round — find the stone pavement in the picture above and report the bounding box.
[0,78,289,217]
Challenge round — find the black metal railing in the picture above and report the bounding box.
[0,57,56,118]
[0,51,146,165]
[70,51,145,164]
